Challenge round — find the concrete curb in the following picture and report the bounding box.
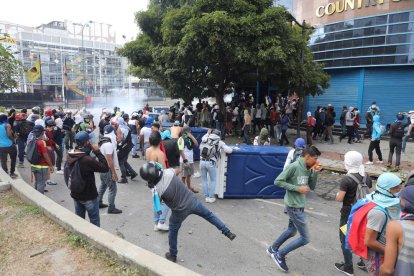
[0,170,200,276]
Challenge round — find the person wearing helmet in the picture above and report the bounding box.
[63,111,75,150]
[139,161,236,263]
[283,138,306,170]
[0,113,18,178]
[27,106,40,122]
[99,110,112,137]
[65,131,109,227]
[402,110,414,153]
[387,113,409,171]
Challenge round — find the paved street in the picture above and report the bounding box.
[15,127,412,275]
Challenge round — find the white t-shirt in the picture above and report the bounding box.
[140,127,152,143]
[178,137,194,163]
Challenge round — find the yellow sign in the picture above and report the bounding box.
[316,0,402,18]
[27,60,41,82]
[0,37,16,44]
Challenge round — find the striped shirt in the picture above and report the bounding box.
[394,220,414,276]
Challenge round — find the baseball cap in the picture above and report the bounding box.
[33,125,45,133]
[75,131,90,144]
[145,117,154,127]
[104,125,115,134]
[294,138,306,150]
[174,120,180,126]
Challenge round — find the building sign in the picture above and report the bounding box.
[316,0,402,18]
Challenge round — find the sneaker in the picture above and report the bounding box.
[46,180,57,185]
[108,208,122,214]
[56,170,64,175]
[156,222,169,231]
[387,163,392,168]
[357,259,367,271]
[271,252,288,272]
[224,231,236,241]
[376,160,384,164]
[130,172,138,180]
[17,163,24,168]
[118,178,128,184]
[132,154,140,158]
[334,263,354,276]
[193,171,201,178]
[266,246,277,257]
[9,173,18,179]
[154,225,159,232]
[99,203,108,209]
[365,161,374,165]
[165,252,177,263]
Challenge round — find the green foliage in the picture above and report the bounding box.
[119,0,329,107]
[0,43,22,92]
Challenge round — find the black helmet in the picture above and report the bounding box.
[46,119,55,127]
[140,162,163,188]
[122,113,129,120]
[396,113,404,120]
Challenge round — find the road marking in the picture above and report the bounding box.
[255,199,329,218]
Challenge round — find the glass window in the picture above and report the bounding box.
[363,27,374,36]
[383,56,395,64]
[335,32,344,40]
[373,47,385,55]
[371,56,383,65]
[343,30,353,39]
[353,28,364,37]
[343,49,352,57]
[350,58,362,66]
[387,34,406,44]
[374,26,386,35]
[344,20,354,29]
[352,48,362,57]
[389,23,409,34]
[385,46,397,54]
[362,37,373,46]
[376,15,387,25]
[373,36,385,45]
[396,45,409,54]
[395,55,408,64]
[360,58,372,66]
[325,51,333,59]
[319,43,327,51]
[352,39,363,47]
[389,12,409,23]
[342,59,352,67]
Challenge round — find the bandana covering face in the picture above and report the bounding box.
[367,173,401,209]
[344,151,365,177]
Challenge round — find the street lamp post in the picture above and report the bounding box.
[75,21,92,107]
[289,16,314,138]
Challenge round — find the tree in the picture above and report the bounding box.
[0,43,21,92]
[120,0,329,112]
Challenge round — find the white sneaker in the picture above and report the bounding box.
[193,171,201,178]
[56,170,64,175]
[208,197,216,203]
[154,225,159,232]
[365,161,374,165]
[376,160,384,164]
[157,222,169,231]
[205,197,210,203]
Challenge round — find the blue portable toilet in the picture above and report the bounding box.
[190,127,209,161]
[222,145,290,199]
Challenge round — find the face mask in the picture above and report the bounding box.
[79,144,92,156]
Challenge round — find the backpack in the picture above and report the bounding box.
[18,121,33,139]
[392,122,405,139]
[64,157,86,193]
[200,137,220,160]
[292,149,303,163]
[345,199,388,259]
[347,173,370,201]
[26,139,42,165]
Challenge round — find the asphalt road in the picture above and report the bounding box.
[16,153,369,276]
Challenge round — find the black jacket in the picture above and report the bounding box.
[66,151,109,201]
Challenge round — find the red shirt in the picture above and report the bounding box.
[36,140,49,167]
[45,129,55,147]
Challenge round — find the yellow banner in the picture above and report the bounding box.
[27,60,41,82]
[0,37,16,44]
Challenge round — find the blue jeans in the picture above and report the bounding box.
[73,197,100,227]
[200,160,217,198]
[243,125,251,144]
[270,206,310,257]
[98,170,117,210]
[131,134,138,156]
[153,201,170,224]
[16,136,26,163]
[168,199,230,256]
[402,133,414,152]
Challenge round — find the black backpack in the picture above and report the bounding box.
[26,139,42,165]
[64,157,86,193]
[347,173,370,201]
[18,121,33,139]
[392,122,405,139]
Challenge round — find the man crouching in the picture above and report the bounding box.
[140,161,236,262]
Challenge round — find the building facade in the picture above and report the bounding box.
[0,20,129,100]
[290,0,414,125]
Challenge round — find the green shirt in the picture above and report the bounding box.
[275,158,318,208]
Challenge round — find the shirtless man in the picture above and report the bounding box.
[170,121,182,139]
[145,131,170,231]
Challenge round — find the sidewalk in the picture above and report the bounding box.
[226,128,414,179]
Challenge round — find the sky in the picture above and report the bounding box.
[1,0,149,43]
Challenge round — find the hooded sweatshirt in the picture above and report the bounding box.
[371,115,382,141]
[66,150,109,201]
